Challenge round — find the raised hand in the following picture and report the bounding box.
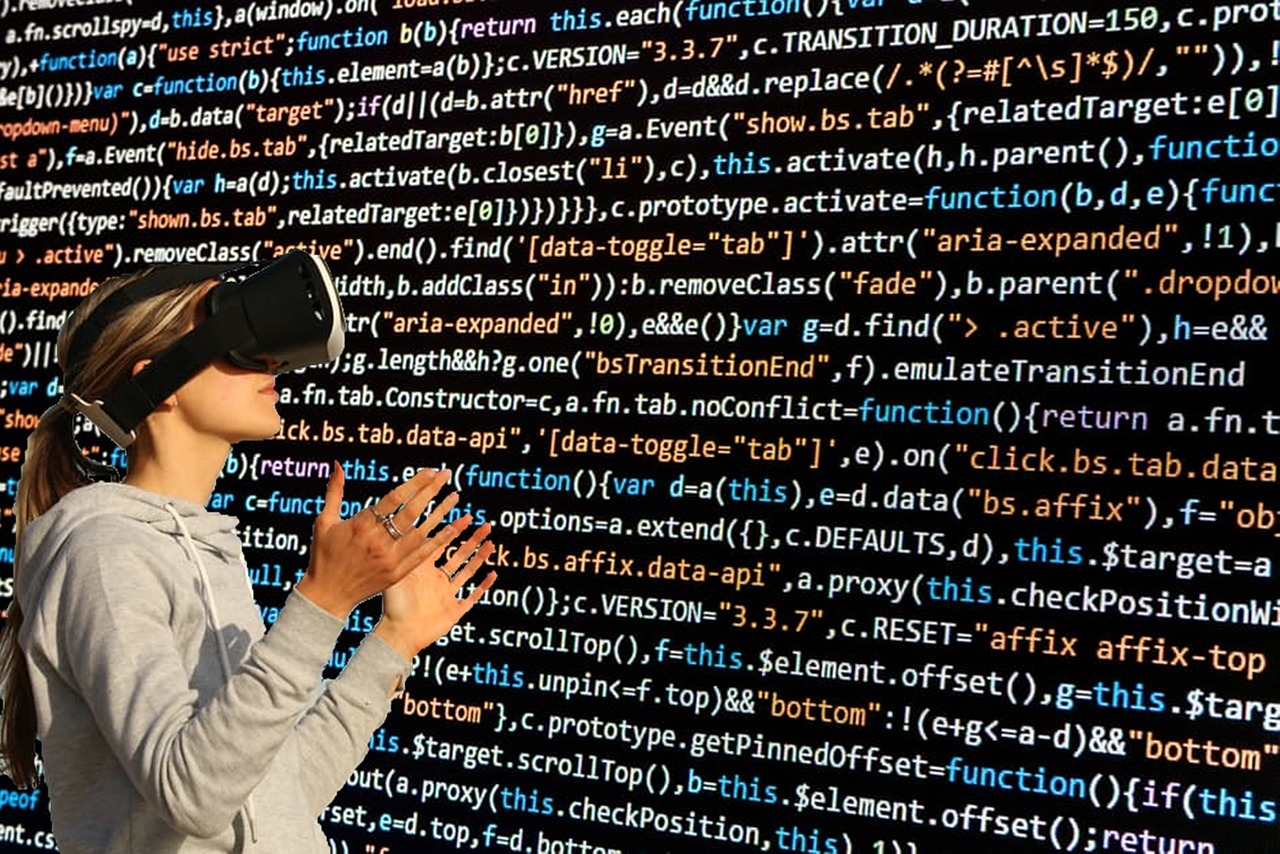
[374,519,496,659]
[296,464,463,619]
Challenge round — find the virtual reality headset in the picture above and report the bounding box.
[63,250,344,449]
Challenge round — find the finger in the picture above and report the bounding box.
[426,513,471,557]
[456,571,497,613]
[396,497,460,561]
[380,498,459,569]
[391,469,451,531]
[315,462,345,532]
[418,495,462,542]
[371,466,439,518]
[432,521,489,567]
[427,534,489,581]
[450,540,494,589]
[406,509,466,563]
[440,523,492,577]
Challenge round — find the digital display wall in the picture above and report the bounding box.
[0,1,1278,851]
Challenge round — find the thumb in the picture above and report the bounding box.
[316,461,345,531]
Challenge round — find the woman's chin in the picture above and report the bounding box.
[259,417,285,441]
[232,416,284,444]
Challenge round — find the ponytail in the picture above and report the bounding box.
[0,606,35,788]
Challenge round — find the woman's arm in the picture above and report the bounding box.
[42,465,465,837]
[288,630,409,814]
[50,537,348,838]
[289,520,495,815]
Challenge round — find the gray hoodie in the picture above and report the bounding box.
[16,481,410,853]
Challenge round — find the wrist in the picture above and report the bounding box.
[373,619,419,662]
[294,575,351,620]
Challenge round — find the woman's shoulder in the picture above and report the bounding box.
[40,483,173,541]
[21,484,182,589]
[17,491,187,639]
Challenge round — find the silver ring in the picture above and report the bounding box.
[378,511,405,540]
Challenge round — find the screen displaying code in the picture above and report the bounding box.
[0,1,1278,852]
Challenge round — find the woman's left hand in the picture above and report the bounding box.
[373,517,496,660]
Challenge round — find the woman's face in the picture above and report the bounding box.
[158,280,281,445]
[172,356,281,444]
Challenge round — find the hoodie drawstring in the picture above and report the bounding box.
[166,504,260,849]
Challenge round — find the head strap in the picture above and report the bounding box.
[62,261,265,448]
[72,306,254,448]
[63,264,227,384]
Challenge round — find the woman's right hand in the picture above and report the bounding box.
[296,464,463,618]
[373,519,495,659]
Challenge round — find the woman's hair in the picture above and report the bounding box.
[0,268,211,788]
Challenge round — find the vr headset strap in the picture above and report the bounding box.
[82,307,254,447]
[64,263,230,382]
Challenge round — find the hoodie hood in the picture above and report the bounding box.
[18,481,242,599]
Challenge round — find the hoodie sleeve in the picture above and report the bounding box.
[45,524,346,839]
[289,630,411,815]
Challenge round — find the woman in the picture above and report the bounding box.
[0,261,495,852]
